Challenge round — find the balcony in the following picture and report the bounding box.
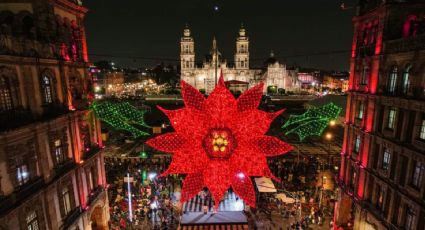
[0,105,71,133]
[0,177,45,216]
[87,186,104,207]
[83,145,102,160]
[72,98,90,111]
[0,108,33,132]
[54,160,77,180]
[384,33,425,54]
[62,207,83,229]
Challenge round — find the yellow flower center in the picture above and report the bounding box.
[203,128,236,159]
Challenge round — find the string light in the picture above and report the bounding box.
[146,73,292,208]
[90,101,150,138]
[282,103,342,141]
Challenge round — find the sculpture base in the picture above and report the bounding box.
[179,192,248,229]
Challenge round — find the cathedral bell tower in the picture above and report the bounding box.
[180,25,195,71]
[235,24,249,69]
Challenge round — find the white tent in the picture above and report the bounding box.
[254,177,277,193]
[275,193,296,204]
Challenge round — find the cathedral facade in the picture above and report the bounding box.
[180,26,300,94]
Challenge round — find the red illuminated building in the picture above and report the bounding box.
[0,0,109,229]
[335,0,425,229]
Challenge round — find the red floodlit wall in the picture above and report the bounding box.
[366,100,375,132]
[357,170,365,198]
[369,59,379,94]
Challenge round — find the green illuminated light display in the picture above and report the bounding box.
[90,101,150,138]
[282,103,342,141]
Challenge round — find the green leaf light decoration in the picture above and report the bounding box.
[90,101,150,138]
[282,102,342,141]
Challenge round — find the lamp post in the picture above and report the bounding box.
[325,132,333,167]
[126,172,133,228]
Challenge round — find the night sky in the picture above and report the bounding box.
[84,0,357,71]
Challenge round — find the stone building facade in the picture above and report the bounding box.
[335,0,425,229]
[0,0,109,229]
[180,25,300,94]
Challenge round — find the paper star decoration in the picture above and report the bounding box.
[146,74,292,208]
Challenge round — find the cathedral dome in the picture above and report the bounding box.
[264,50,278,66]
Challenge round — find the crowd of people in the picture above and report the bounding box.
[105,156,184,229]
[104,151,336,229]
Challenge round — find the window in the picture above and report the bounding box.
[387,108,396,129]
[16,163,30,186]
[62,187,72,215]
[349,168,357,190]
[405,206,416,230]
[376,186,385,209]
[54,139,66,164]
[420,119,425,140]
[382,148,391,171]
[388,67,398,93]
[26,211,39,230]
[0,76,13,111]
[88,169,94,191]
[354,135,361,153]
[360,65,369,85]
[41,74,53,104]
[401,67,411,94]
[411,161,424,188]
[357,102,364,119]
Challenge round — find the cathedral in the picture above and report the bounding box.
[180,25,300,94]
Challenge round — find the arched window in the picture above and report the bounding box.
[402,65,411,94]
[403,15,418,38]
[388,66,398,93]
[22,14,35,39]
[0,76,13,111]
[62,186,72,215]
[41,72,54,104]
[360,65,369,85]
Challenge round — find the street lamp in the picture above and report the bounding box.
[325,132,333,167]
[325,132,333,140]
[329,120,336,127]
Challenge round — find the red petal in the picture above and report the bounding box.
[233,109,284,137]
[204,161,231,209]
[256,136,292,157]
[229,146,270,176]
[231,172,256,208]
[161,149,208,176]
[205,84,237,126]
[264,167,281,182]
[237,82,264,112]
[181,80,205,110]
[145,132,185,153]
[158,106,209,138]
[181,173,204,203]
[218,71,225,87]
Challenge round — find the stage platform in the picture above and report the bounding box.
[179,192,248,229]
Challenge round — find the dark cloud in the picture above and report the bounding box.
[84,0,356,70]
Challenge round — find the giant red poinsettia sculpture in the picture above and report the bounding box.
[146,75,292,208]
